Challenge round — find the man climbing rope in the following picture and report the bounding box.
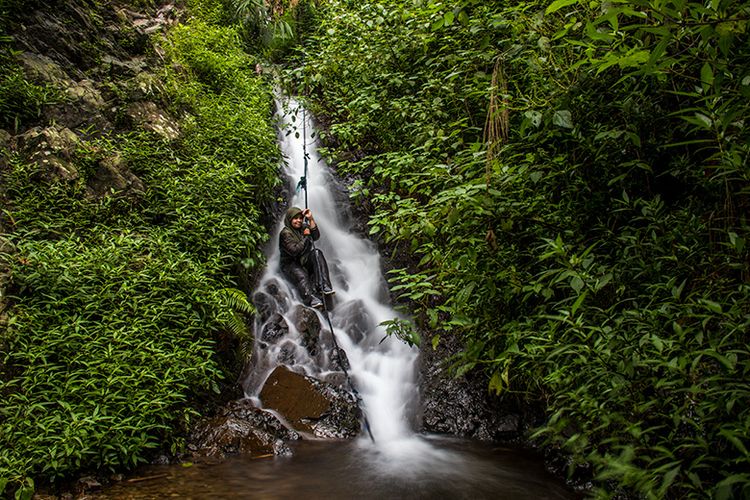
[279,206,334,310]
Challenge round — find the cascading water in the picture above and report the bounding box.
[244,95,419,443]
[94,95,576,500]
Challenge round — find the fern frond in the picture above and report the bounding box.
[221,287,255,314]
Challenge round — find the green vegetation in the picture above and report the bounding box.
[0,0,279,496]
[296,0,750,497]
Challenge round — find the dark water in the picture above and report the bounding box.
[95,436,576,499]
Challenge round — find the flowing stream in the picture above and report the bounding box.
[95,97,575,499]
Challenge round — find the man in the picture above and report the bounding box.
[279,206,334,310]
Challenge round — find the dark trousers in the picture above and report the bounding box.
[282,248,332,305]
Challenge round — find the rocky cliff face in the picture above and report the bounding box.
[9,1,181,135]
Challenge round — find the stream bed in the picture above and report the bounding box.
[94,436,576,499]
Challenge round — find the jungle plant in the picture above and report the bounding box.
[0,0,280,496]
[294,0,750,497]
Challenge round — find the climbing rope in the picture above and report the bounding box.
[297,102,375,443]
[321,308,376,443]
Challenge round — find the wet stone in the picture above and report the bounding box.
[253,290,279,324]
[261,312,289,344]
[332,299,372,344]
[420,335,522,441]
[321,371,348,389]
[264,278,292,312]
[291,304,322,356]
[331,346,350,372]
[259,366,360,439]
[276,341,297,365]
[189,399,299,459]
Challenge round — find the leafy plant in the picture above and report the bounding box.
[293,0,750,496]
[0,0,281,495]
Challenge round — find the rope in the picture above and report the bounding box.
[299,102,375,443]
[321,308,376,443]
[302,106,309,209]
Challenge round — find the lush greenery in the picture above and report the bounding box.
[295,0,749,497]
[0,0,279,496]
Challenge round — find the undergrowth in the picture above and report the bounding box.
[0,0,279,496]
[295,0,750,497]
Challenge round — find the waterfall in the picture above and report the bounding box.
[244,96,419,443]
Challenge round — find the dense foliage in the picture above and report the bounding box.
[0,0,278,495]
[296,0,750,497]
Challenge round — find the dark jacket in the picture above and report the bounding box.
[279,206,319,267]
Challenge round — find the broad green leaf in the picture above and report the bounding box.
[546,0,579,15]
[431,334,441,350]
[700,299,723,313]
[553,110,573,128]
[701,62,714,91]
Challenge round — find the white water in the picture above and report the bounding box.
[244,96,419,443]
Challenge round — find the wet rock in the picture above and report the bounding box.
[260,312,288,344]
[276,340,298,365]
[151,454,171,465]
[331,345,351,372]
[332,299,372,344]
[189,399,299,459]
[291,304,322,356]
[253,290,279,324]
[420,335,522,441]
[315,328,350,371]
[273,439,293,456]
[260,365,360,439]
[75,476,101,495]
[264,278,291,309]
[86,153,145,199]
[321,371,349,389]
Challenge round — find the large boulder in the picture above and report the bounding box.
[259,366,360,439]
[188,399,299,459]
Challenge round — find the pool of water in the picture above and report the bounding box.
[95,435,576,499]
